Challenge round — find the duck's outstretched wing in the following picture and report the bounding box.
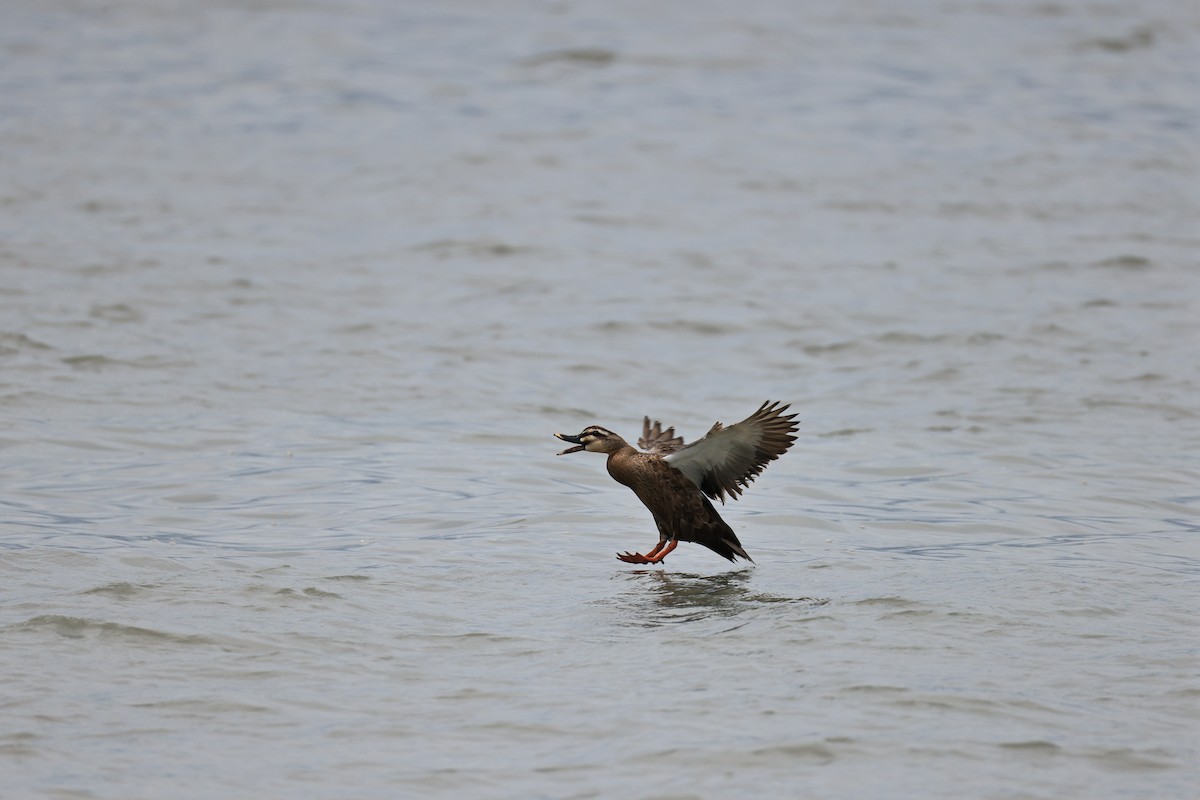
[664,401,799,503]
[638,417,685,454]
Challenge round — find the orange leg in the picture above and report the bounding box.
[616,539,679,564]
[617,540,665,564]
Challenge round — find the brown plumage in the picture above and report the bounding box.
[554,401,799,564]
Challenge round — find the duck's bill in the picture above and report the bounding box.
[554,432,585,455]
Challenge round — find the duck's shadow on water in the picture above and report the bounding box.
[607,568,827,628]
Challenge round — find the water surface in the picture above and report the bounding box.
[2,1,1197,798]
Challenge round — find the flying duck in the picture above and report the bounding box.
[554,401,799,564]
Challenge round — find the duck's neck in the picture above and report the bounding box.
[605,444,640,487]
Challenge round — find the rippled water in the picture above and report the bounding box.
[2,1,1198,798]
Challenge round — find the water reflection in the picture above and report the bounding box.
[611,569,826,626]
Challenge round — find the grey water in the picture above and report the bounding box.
[2,1,1198,798]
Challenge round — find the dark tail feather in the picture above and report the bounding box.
[708,534,753,562]
[694,496,755,562]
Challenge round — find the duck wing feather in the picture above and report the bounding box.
[664,401,799,503]
[638,417,686,454]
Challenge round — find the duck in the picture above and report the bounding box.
[554,401,799,564]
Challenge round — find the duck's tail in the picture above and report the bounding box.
[691,496,755,562]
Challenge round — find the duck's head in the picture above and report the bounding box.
[554,426,624,455]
